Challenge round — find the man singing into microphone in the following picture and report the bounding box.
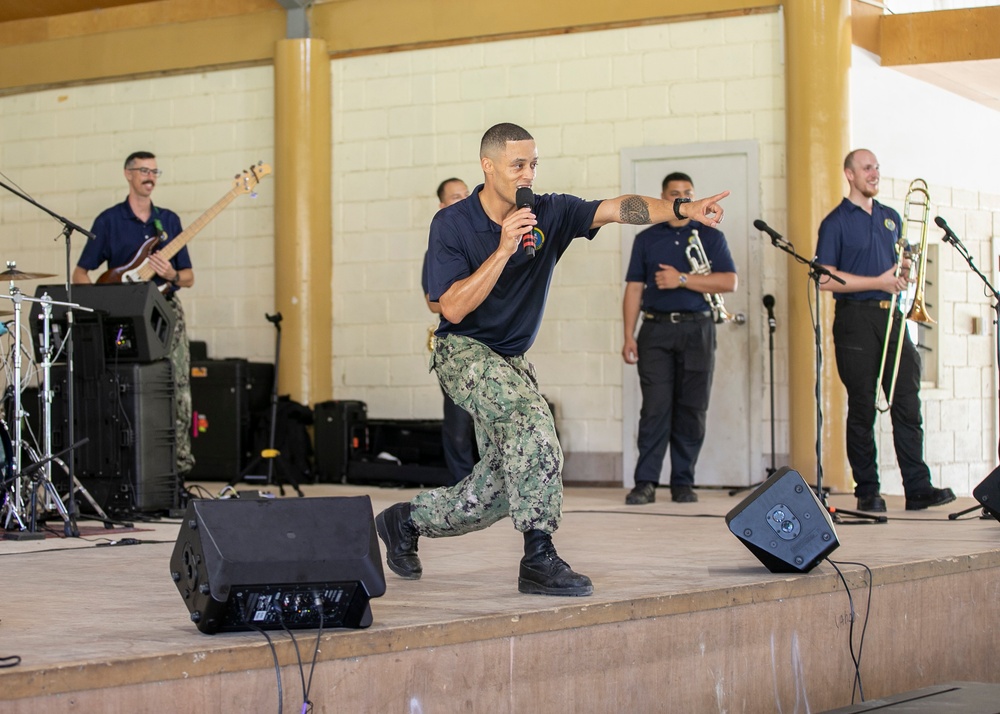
[815,148,954,512]
[375,123,729,597]
[621,172,738,505]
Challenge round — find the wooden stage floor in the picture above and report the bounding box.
[2,482,1000,712]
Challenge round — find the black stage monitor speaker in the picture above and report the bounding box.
[170,496,386,634]
[726,466,839,573]
[32,283,175,362]
[973,465,1000,523]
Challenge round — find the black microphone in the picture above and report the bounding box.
[762,294,776,331]
[516,187,535,258]
[753,219,783,243]
[934,215,959,245]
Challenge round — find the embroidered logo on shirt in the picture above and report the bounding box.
[529,227,545,252]
[884,218,896,232]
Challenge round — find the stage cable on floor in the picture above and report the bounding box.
[246,603,284,714]
[826,558,874,704]
[0,654,22,668]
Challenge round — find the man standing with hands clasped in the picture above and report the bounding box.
[376,123,729,597]
[622,171,737,506]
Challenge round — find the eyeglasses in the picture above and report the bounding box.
[127,167,163,177]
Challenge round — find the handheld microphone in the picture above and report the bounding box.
[516,187,536,259]
[753,219,783,243]
[934,215,959,245]
[762,294,776,331]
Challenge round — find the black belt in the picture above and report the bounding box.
[643,310,712,324]
[838,299,898,311]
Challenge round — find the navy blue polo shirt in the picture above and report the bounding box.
[427,184,601,356]
[815,197,901,302]
[625,221,736,313]
[79,198,193,289]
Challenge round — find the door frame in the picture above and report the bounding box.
[620,140,764,488]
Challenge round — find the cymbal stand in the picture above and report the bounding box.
[36,293,107,523]
[0,283,92,539]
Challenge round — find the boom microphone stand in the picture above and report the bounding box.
[937,217,1000,520]
[755,220,884,524]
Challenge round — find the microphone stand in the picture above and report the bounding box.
[761,231,885,524]
[941,226,999,520]
[729,297,777,496]
[0,178,94,537]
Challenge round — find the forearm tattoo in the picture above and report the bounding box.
[619,195,651,224]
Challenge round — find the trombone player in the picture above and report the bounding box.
[816,149,954,513]
[622,172,737,505]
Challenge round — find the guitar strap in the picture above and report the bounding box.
[152,204,167,242]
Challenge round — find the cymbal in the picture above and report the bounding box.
[0,268,56,281]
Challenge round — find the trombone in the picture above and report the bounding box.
[875,179,934,413]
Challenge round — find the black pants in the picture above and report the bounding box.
[633,315,715,488]
[440,384,477,486]
[832,301,932,497]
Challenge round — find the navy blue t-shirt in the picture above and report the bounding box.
[815,197,901,302]
[427,184,601,356]
[625,221,736,313]
[79,198,193,291]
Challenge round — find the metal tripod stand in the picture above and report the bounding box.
[223,312,304,498]
[1,280,104,539]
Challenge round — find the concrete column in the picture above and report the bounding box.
[273,38,333,406]
[783,0,851,490]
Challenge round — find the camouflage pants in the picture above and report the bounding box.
[168,296,194,475]
[411,334,563,537]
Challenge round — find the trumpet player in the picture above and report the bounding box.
[815,149,954,513]
[622,172,737,505]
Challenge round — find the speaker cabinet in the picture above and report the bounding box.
[726,466,839,573]
[189,359,255,481]
[313,400,368,483]
[169,496,386,634]
[973,465,1000,523]
[32,283,175,363]
[51,361,177,515]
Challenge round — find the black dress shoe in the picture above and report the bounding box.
[905,487,956,511]
[671,485,698,503]
[857,495,886,512]
[375,502,422,579]
[518,530,593,597]
[625,481,656,505]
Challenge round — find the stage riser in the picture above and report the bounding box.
[6,565,999,713]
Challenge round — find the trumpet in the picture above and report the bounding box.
[875,179,933,413]
[685,229,735,324]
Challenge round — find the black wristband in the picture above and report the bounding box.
[673,197,691,221]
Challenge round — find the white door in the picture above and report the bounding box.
[621,142,763,488]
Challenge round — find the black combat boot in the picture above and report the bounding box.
[375,502,422,579]
[518,529,593,597]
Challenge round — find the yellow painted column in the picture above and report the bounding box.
[274,39,333,405]
[783,0,851,490]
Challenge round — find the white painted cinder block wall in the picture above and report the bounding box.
[330,13,788,478]
[1,11,996,492]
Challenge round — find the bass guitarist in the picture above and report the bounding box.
[73,150,196,479]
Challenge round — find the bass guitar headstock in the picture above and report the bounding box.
[234,161,272,194]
